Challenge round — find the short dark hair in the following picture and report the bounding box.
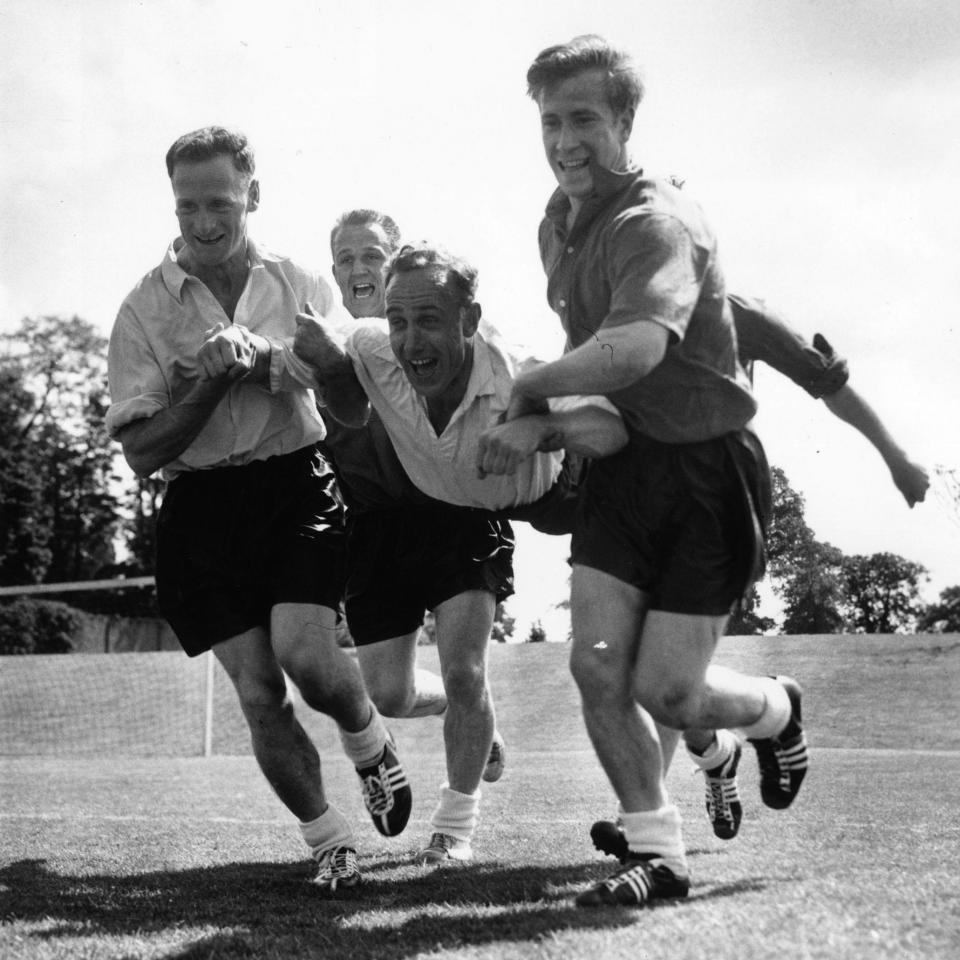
[385,244,478,309]
[165,126,256,179]
[330,209,402,257]
[526,34,644,115]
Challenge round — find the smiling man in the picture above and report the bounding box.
[330,209,400,319]
[321,211,510,834]
[506,36,810,909]
[105,127,412,894]
[294,242,627,864]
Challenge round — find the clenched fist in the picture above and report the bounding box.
[197,323,258,381]
[294,302,349,379]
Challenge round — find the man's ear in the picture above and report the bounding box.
[461,301,481,337]
[247,179,260,212]
[618,108,635,144]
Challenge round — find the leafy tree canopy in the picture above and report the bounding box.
[918,585,960,633]
[841,551,928,634]
[0,315,124,599]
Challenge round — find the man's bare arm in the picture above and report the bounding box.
[508,321,668,408]
[293,304,370,427]
[823,384,929,507]
[476,404,627,477]
[117,324,260,477]
[117,378,233,478]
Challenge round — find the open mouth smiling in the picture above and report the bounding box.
[559,158,589,171]
[407,357,438,379]
[352,283,376,299]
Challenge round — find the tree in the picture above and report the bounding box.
[781,541,847,634]
[0,598,79,655]
[841,552,928,634]
[0,316,123,593]
[765,466,818,578]
[760,466,849,633]
[0,368,51,584]
[726,587,775,635]
[526,620,547,643]
[490,602,515,643]
[121,474,164,573]
[918,585,960,633]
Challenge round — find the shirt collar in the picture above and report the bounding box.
[463,334,497,403]
[160,236,264,302]
[545,162,642,230]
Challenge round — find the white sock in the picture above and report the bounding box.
[618,803,687,876]
[686,729,739,770]
[338,706,388,768]
[430,783,480,842]
[737,677,791,741]
[299,804,355,858]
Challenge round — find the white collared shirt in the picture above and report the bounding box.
[107,239,335,479]
[345,320,571,510]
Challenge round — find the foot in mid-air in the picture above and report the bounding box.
[482,730,506,783]
[356,730,412,836]
[748,676,808,810]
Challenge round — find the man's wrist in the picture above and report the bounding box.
[513,369,542,400]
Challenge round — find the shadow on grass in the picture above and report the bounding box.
[0,853,760,959]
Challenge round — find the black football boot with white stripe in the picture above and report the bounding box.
[576,853,690,908]
[749,675,809,809]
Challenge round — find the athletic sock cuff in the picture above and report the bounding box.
[299,803,355,857]
[737,677,791,740]
[338,706,388,768]
[686,729,738,770]
[620,804,685,863]
[430,783,481,841]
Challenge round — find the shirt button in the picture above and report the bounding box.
[567,246,574,254]
[559,299,566,308]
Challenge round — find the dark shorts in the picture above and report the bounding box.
[156,446,346,656]
[571,430,770,616]
[506,453,584,536]
[344,504,515,645]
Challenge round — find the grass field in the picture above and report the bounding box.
[2,635,959,959]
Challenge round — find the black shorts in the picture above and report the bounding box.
[344,504,515,645]
[156,446,346,656]
[506,453,584,536]
[571,430,770,616]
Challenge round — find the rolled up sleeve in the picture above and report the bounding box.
[105,306,169,438]
[602,214,704,343]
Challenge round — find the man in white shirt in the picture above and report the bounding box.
[294,242,626,864]
[106,127,411,893]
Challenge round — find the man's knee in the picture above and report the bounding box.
[227,664,290,719]
[272,609,346,699]
[278,640,328,686]
[633,674,702,730]
[569,641,631,706]
[441,660,487,707]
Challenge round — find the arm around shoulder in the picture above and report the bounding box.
[512,321,669,402]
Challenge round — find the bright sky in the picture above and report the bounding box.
[2,0,958,635]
